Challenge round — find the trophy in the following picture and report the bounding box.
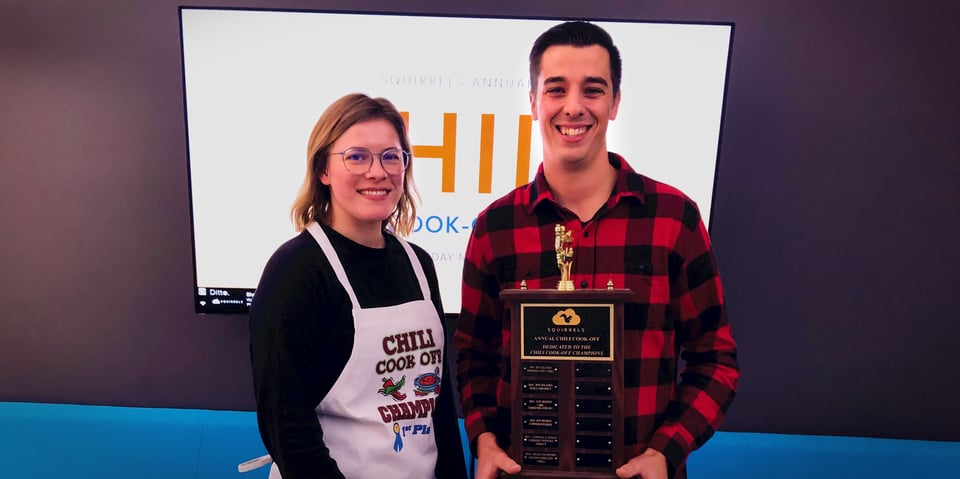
[554,225,575,291]
[500,224,632,479]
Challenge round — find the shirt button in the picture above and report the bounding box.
[580,280,589,288]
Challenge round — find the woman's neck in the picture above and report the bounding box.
[325,220,385,249]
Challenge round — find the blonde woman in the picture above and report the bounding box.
[249,93,467,479]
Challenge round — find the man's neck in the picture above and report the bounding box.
[543,153,617,222]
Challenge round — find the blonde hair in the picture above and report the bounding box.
[290,93,419,236]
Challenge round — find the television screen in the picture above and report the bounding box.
[179,8,733,314]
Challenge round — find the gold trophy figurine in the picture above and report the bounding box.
[555,224,575,291]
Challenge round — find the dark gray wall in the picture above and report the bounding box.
[1,0,957,442]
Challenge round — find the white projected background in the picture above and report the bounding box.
[180,9,732,314]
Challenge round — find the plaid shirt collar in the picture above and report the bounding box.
[523,152,649,216]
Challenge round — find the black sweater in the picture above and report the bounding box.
[249,224,467,479]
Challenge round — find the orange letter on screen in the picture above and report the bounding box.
[402,112,457,193]
[516,114,532,187]
[478,114,495,194]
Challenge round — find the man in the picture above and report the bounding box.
[454,21,740,479]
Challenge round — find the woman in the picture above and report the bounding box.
[248,93,467,479]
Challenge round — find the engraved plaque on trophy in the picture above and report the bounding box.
[500,224,632,479]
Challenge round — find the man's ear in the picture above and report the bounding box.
[610,90,621,121]
[529,90,539,121]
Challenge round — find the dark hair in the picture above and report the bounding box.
[529,21,622,96]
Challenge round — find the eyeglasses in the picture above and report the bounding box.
[332,147,410,175]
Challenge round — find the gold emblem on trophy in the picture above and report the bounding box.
[555,224,574,291]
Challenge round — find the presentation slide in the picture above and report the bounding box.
[180,8,732,314]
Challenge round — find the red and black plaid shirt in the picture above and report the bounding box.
[454,153,739,477]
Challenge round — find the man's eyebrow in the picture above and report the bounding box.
[542,76,609,87]
[585,76,609,87]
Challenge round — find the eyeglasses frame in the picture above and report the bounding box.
[330,147,411,175]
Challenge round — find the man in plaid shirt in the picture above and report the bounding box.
[454,21,740,479]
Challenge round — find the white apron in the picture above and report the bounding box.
[252,223,442,479]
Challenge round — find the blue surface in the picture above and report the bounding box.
[0,402,267,479]
[687,430,960,478]
[458,418,476,479]
[2,401,958,479]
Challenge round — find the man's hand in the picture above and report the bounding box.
[474,432,521,479]
[615,448,668,479]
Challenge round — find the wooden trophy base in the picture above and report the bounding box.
[499,288,631,479]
